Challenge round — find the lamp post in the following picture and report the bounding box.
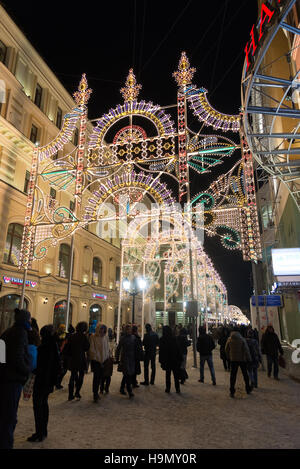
[123,276,147,324]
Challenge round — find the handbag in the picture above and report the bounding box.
[23,372,35,401]
[278,355,286,368]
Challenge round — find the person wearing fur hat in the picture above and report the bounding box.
[0,308,31,449]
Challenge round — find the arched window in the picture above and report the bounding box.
[92,257,102,286]
[3,223,24,266]
[0,295,28,336]
[89,304,102,325]
[58,244,74,278]
[53,300,72,330]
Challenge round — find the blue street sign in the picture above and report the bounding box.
[251,295,282,307]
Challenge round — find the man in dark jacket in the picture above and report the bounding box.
[64,321,90,400]
[261,325,283,380]
[116,324,136,398]
[159,326,182,393]
[141,324,159,386]
[225,328,252,397]
[196,326,216,385]
[0,308,31,449]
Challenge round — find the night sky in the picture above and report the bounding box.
[2,0,259,312]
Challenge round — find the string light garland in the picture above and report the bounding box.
[19,52,262,308]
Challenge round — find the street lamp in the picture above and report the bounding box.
[122,276,147,324]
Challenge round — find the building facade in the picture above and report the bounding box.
[0,5,125,333]
[242,0,300,342]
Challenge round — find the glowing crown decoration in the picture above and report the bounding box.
[120,69,142,103]
[173,51,196,87]
[73,73,92,106]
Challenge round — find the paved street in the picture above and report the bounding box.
[14,348,300,449]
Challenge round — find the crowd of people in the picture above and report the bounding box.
[0,308,284,449]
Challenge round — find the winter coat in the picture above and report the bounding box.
[133,334,143,375]
[159,336,182,370]
[63,332,90,371]
[177,334,191,356]
[0,319,30,385]
[143,331,159,357]
[116,334,137,376]
[246,338,261,366]
[261,331,283,357]
[218,335,228,360]
[196,333,215,356]
[33,336,60,394]
[89,326,110,364]
[225,332,251,362]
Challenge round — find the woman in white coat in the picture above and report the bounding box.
[89,324,111,402]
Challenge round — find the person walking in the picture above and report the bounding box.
[196,326,216,385]
[89,324,111,402]
[140,323,159,386]
[261,325,284,380]
[225,328,252,398]
[101,349,113,395]
[159,325,182,394]
[246,329,261,388]
[131,324,143,388]
[27,325,60,442]
[177,328,191,385]
[116,324,136,398]
[55,324,67,390]
[0,308,31,449]
[63,321,90,401]
[218,327,230,371]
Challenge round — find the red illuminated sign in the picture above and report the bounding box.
[244,0,282,72]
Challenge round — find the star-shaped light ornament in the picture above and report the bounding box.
[120,69,142,103]
[73,74,92,106]
[173,51,196,87]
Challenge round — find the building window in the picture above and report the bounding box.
[29,124,38,144]
[0,295,29,336]
[0,40,7,64]
[73,128,79,146]
[34,83,43,109]
[53,300,72,330]
[50,187,56,199]
[3,223,24,266]
[89,304,102,325]
[56,107,62,129]
[92,257,102,286]
[58,243,74,278]
[116,266,120,282]
[24,170,30,194]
